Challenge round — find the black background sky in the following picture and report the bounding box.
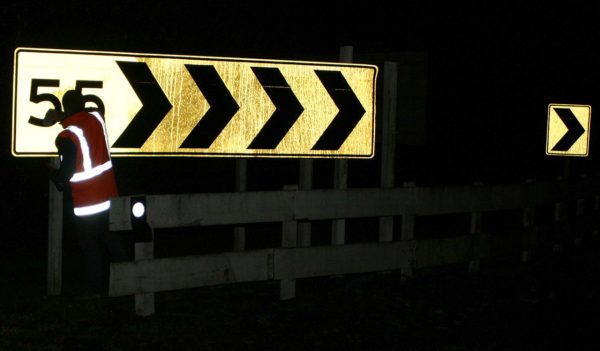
[1,1,600,244]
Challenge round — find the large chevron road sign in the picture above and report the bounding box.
[13,48,377,158]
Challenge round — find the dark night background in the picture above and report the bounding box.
[1,0,600,349]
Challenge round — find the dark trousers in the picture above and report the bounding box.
[74,210,131,295]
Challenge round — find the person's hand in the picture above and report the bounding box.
[28,108,65,127]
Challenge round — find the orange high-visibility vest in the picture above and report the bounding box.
[58,111,117,216]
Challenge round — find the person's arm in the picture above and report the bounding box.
[50,137,76,191]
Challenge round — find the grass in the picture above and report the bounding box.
[1,236,600,351]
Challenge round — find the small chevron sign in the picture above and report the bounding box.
[12,47,377,158]
[546,103,591,157]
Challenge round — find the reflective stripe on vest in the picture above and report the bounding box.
[89,111,111,154]
[73,200,111,216]
[65,126,113,183]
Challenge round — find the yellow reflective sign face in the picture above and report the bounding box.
[546,103,591,157]
[12,47,377,158]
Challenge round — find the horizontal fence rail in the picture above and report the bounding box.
[108,177,600,315]
[110,178,598,230]
[109,231,546,296]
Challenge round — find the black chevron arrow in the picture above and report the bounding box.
[551,107,586,151]
[112,61,172,148]
[180,64,239,148]
[312,70,366,150]
[247,67,304,149]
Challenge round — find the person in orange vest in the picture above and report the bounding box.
[46,89,130,296]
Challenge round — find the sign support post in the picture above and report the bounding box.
[331,46,353,245]
[47,157,63,295]
[379,62,398,243]
[234,159,247,251]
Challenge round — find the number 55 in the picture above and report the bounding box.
[28,79,106,126]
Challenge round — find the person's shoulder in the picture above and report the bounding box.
[56,129,71,137]
[55,133,75,148]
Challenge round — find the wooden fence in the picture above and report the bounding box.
[108,176,600,316]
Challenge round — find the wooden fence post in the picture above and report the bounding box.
[298,160,312,247]
[234,159,247,251]
[595,195,600,237]
[401,182,416,280]
[522,179,536,262]
[574,197,585,247]
[553,177,566,253]
[379,61,398,243]
[47,157,63,295]
[332,45,353,246]
[469,182,483,272]
[280,185,298,300]
[135,230,155,316]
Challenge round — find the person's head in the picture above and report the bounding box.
[62,90,85,116]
